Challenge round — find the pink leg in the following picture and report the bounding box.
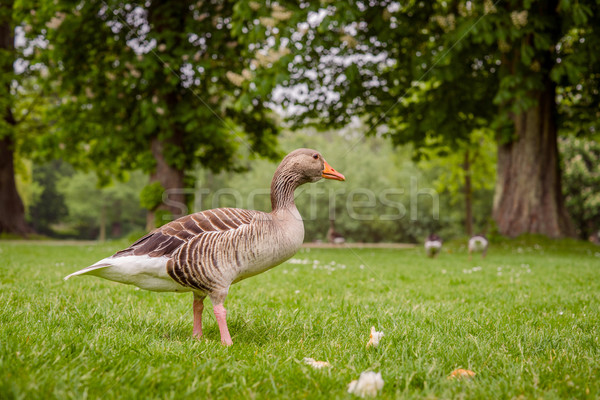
[213,304,233,346]
[193,294,205,339]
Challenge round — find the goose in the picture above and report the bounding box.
[468,234,488,259]
[64,149,345,345]
[327,218,345,244]
[424,234,442,258]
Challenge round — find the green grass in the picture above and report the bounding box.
[1,238,599,399]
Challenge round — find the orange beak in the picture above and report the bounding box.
[322,161,345,181]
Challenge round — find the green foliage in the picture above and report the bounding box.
[0,1,16,140]
[1,240,600,398]
[417,129,496,195]
[25,161,147,239]
[239,1,600,146]
[27,160,72,236]
[559,137,600,238]
[15,0,280,184]
[13,159,42,214]
[153,209,172,229]
[416,129,497,234]
[56,170,147,239]
[139,181,165,211]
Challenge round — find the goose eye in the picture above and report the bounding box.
[312,154,319,160]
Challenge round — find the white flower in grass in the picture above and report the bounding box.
[303,358,331,369]
[348,371,384,397]
[366,326,384,348]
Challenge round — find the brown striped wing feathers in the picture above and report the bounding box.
[113,208,257,258]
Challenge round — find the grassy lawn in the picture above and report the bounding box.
[1,238,599,399]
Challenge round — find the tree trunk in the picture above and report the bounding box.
[463,149,473,236]
[146,136,186,230]
[0,4,32,236]
[0,135,32,236]
[493,79,575,238]
[144,1,189,230]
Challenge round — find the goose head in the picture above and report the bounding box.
[274,148,345,185]
[271,148,345,210]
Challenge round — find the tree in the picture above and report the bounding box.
[417,129,496,236]
[242,0,600,237]
[559,137,600,240]
[27,160,71,236]
[20,0,280,229]
[0,1,32,236]
[57,170,147,240]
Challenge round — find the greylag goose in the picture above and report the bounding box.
[468,234,488,259]
[424,234,442,258]
[64,149,345,345]
[327,218,345,244]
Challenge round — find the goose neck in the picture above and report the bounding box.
[270,171,300,212]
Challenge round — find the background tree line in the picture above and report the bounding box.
[1,0,599,242]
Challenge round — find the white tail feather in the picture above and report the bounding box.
[63,255,188,292]
[64,262,112,281]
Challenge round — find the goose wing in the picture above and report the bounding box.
[114,208,258,258]
[64,208,259,282]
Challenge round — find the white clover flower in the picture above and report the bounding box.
[348,371,384,397]
[366,326,384,348]
[303,358,331,369]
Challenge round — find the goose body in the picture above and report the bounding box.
[468,235,488,259]
[65,149,345,345]
[424,234,442,258]
[66,207,304,291]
